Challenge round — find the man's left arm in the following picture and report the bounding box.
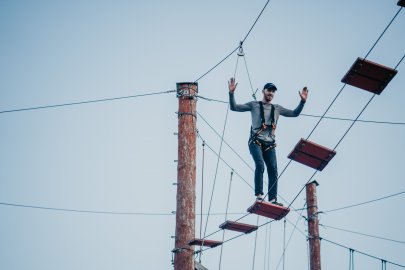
[280,87,308,117]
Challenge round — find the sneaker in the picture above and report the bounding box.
[271,201,283,207]
[269,198,283,206]
[256,195,263,201]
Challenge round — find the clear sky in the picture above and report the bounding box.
[0,1,404,269]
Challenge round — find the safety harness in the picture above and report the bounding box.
[249,101,277,151]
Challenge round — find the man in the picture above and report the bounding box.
[228,77,308,204]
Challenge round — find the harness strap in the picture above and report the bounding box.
[259,101,275,128]
[259,101,265,128]
[249,101,276,144]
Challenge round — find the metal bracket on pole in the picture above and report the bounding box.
[176,111,197,118]
[176,83,198,99]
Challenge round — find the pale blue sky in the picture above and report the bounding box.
[1,1,404,269]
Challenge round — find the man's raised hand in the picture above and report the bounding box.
[299,86,309,102]
[228,77,238,93]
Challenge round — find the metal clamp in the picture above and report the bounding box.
[176,111,197,118]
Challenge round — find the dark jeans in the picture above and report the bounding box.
[249,141,278,201]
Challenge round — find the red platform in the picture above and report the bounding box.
[341,57,397,94]
[247,200,290,220]
[219,220,258,234]
[288,138,336,171]
[398,0,405,7]
[188,238,222,248]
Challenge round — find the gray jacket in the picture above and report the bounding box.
[229,92,305,143]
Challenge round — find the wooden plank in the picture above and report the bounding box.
[188,238,222,248]
[288,138,336,171]
[341,58,397,94]
[219,220,258,234]
[247,200,290,220]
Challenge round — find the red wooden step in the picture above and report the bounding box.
[247,200,290,220]
[219,220,258,234]
[341,57,397,94]
[288,138,336,171]
[188,238,222,248]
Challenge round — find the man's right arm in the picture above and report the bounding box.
[228,77,251,112]
[229,92,251,112]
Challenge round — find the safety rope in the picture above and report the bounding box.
[198,140,206,262]
[322,238,405,268]
[283,219,287,270]
[194,0,271,83]
[242,54,257,100]
[197,111,255,171]
[200,43,247,248]
[363,7,402,60]
[0,90,177,114]
[307,236,310,270]
[234,42,243,79]
[263,221,272,270]
[218,170,234,270]
[274,202,307,270]
[349,249,355,270]
[201,103,230,257]
[268,222,272,270]
[382,260,387,270]
[251,215,260,270]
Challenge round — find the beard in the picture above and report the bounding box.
[264,94,273,102]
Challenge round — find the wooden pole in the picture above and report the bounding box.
[173,82,198,270]
[306,180,321,270]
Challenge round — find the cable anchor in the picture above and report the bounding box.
[237,41,245,56]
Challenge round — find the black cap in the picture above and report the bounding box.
[263,83,277,91]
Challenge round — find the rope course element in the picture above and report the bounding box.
[303,6,404,140]
[234,42,243,78]
[275,205,308,270]
[363,7,402,60]
[234,43,257,100]
[195,1,277,245]
[320,224,405,245]
[395,52,405,69]
[218,171,234,270]
[193,0,271,82]
[263,222,272,270]
[382,259,387,270]
[0,201,246,216]
[190,7,404,262]
[197,103,405,126]
[200,103,231,261]
[197,95,228,104]
[0,202,175,216]
[197,111,254,171]
[196,131,253,189]
[282,219,286,270]
[349,249,355,270]
[266,7,405,207]
[198,140,206,262]
[301,114,405,126]
[0,90,176,114]
[286,91,376,208]
[241,0,271,43]
[196,202,309,259]
[251,216,261,270]
[194,79,401,259]
[323,238,405,268]
[323,190,405,213]
[242,52,257,100]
